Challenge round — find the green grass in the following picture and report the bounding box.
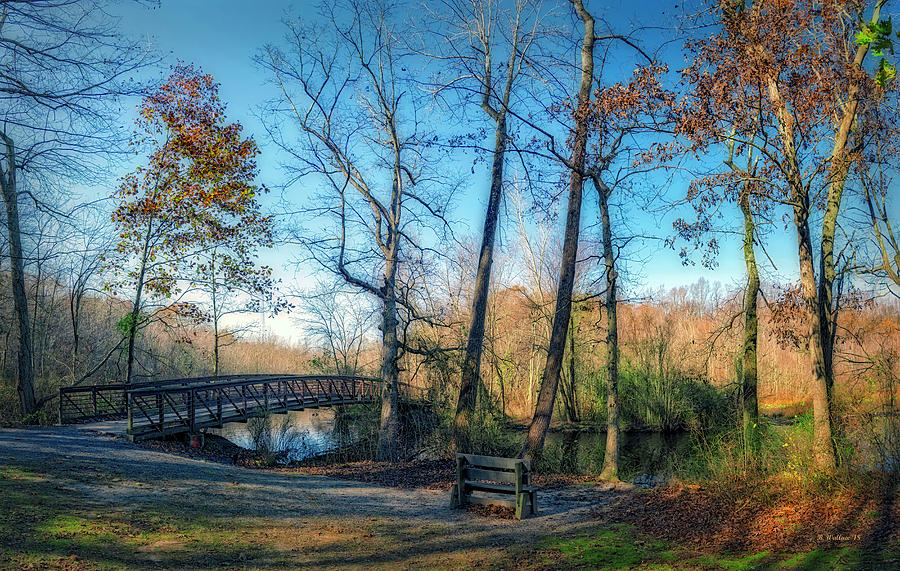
[538,524,678,569]
[534,523,899,570]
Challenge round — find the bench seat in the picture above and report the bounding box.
[465,481,537,494]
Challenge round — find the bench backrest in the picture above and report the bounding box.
[457,453,531,483]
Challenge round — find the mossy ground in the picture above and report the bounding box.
[528,524,898,570]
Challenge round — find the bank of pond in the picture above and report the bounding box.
[208,404,900,482]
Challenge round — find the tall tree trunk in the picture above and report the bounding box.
[212,251,220,377]
[70,285,83,380]
[597,180,620,481]
[740,189,760,458]
[0,131,36,418]
[522,0,595,461]
[795,190,836,469]
[817,0,882,401]
[125,222,153,384]
[765,73,835,470]
[376,276,401,461]
[213,303,220,376]
[455,115,507,448]
[567,313,579,422]
[376,162,402,461]
[31,260,42,379]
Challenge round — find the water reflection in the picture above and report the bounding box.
[210,409,342,462]
[541,430,693,479]
[212,408,693,479]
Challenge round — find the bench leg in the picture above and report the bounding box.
[450,483,469,509]
[530,491,537,515]
[516,492,532,519]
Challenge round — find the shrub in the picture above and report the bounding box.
[0,383,20,425]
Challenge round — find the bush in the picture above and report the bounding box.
[428,405,520,459]
[607,361,733,433]
[0,383,20,425]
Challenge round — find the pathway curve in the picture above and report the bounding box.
[0,425,623,568]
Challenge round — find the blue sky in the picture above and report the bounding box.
[105,0,880,340]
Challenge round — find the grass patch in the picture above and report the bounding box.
[538,524,677,569]
[530,523,899,570]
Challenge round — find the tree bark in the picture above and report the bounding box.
[0,131,36,418]
[739,189,760,458]
[597,180,619,480]
[125,220,153,385]
[765,75,835,470]
[566,312,579,422]
[69,279,84,381]
[212,250,220,377]
[795,190,836,469]
[816,1,881,399]
[522,0,595,461]
[376,150,403,460]
[376,272,401,461]
[455,114,507,448]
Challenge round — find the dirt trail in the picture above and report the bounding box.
[0,426,620,568]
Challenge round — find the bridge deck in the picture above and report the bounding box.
[58,374,287,424]
[60,374,426,441]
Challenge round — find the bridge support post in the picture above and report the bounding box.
[189,388,196,433]
[127,391,133,434]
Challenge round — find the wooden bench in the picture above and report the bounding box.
[450,453,537,519]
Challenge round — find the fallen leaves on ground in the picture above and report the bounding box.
[603,477,900,554]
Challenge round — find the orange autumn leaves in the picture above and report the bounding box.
[108,64,272,311]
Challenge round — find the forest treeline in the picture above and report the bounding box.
[1,0,899,478]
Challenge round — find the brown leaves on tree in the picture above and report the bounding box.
[770,282,807,349]
[677,0,880,199]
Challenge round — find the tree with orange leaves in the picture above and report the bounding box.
[106,65,271,383]
[679,0,892,469]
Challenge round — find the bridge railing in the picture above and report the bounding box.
[125,375,386,439]
[58,374,298,424]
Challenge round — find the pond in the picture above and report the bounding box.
[211,408,694,479]
[209,408,351,463]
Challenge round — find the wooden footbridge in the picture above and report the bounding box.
[59,374,425,441]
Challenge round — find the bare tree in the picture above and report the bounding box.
[301,282,374,375]
[0,0,153,416]
[522,0,597,461]
[580,63,676,479]
[416,0,546,448]
[259,0,451,460]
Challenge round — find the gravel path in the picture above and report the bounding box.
[0,425,622,568]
